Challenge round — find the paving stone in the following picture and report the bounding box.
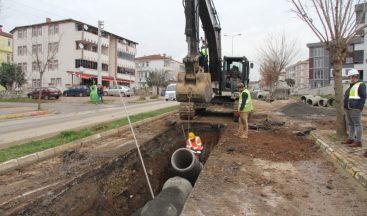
[17,154,39,167]
[355,172,367,187]
[36,148,55,161]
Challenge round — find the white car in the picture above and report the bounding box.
[104,86,134,97]
[165,84,176,101]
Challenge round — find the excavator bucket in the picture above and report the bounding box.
[176,72,213,103]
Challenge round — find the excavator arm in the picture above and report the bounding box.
[177,0,222,103]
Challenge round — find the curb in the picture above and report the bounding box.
[311,131,367,188]
[0,110,177,175]
[0,110,54,120]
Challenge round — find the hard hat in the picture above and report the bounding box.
[348,69,360,77]
[189,132,195,140]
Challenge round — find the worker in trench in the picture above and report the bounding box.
[186,132,203,161]
[235,83,253,139]
[341,69,367,157]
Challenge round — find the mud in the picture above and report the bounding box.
[0,121,222,216]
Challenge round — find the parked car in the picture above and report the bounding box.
[165,84,176,101]
[104,85,134,97]
[63,85,90,97]
[27,87,62,100]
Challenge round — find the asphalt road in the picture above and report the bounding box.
[0,100,178,149]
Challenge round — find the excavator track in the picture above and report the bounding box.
[179,102,195,120]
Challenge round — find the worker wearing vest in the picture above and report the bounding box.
[199,46,209,72]
[186,132,203,160]
[342,69,366,156]
[236,83,253,139]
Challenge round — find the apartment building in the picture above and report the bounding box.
[353,3,367,79]
[11,18,137,90]
[0,26,12,64]
[285,60,309,89]
[135,54,184,88]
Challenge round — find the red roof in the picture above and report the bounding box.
[0,31,12,38]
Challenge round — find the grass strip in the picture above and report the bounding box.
[0,106,178,162]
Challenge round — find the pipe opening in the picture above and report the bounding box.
[172,149,194,170]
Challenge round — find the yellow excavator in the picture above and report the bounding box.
[177,0,253,120]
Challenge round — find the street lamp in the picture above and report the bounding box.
[224,33,242,56]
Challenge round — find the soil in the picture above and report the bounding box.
[2,99,367,216]
[182,100,367,216]
[281,101,336,118]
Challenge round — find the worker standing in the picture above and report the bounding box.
[200,46,209,72]
[341,69,366,156]
[236,83,253,139]
[186,132,203,160]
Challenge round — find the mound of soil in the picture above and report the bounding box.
[280,102,335,118]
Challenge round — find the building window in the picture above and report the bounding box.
[312,47,324,58]
[32,44,42,56]
[32,26,42,37]
[18,30,23,39]
[48,42,59,54]
[48,24,59,35]
[22,63,27,73]
[314,58,324,68]
[354,50,364,64]
[17,46,27,56]
[48,60,59,71]
[56,78,61,86]
[145,62,149,67]
[346,57,353,64]
[8,39,11,47]
[32,62,38,71]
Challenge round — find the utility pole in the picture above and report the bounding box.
[97,20,104,85]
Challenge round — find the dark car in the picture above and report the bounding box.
[27,87,62,100]
[63,85,90,97]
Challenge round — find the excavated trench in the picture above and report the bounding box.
[12,123,224,216]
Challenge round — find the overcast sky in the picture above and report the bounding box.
[1,0,319,80]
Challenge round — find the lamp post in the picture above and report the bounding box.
[224,33,242,56]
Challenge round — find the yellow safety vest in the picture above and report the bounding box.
[349,82,362,99]
[238,89,253,112]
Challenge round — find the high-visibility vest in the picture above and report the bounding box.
[238,89,253,112]
[349,82,362,99]
[201,48,208,56]
[186,136,203,153]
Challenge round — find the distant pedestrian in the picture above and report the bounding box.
[341,69,366,156]
[90,84,98,104]
[98,85,104,104]
[235,83,253,139]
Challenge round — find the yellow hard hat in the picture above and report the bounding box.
[189,132,195,140]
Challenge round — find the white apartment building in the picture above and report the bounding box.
[11,18,137,91]
[135,54,184,88]
[352,3,367,81]
[285,60,309,89]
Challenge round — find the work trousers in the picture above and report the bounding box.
[345,109,363,142]
[238,112,250,137]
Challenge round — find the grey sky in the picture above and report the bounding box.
[1,0,318,80]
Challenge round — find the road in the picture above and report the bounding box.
[0,100,178,149]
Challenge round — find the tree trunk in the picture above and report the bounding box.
[332,52,347,139]
[38,72,43,110]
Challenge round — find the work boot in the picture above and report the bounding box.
[363,151,367,158]
[239,135,248,139]
[348,141,362,148]
[341,139,354,145]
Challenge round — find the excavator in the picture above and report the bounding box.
[177,0,252,120]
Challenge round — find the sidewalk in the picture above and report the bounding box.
[0,109,54,120]
[311,130,367,188]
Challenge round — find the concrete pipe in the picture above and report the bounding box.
[306,96,322,106]
[318,98,329,107]
[171,148,203,185]
[327,98,335,107]
[257,91,270,101]
[137,177,192,216]
[300,95,313,104]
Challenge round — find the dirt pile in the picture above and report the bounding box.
[280,102,335,118]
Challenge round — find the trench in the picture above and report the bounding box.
[13,123,224,216]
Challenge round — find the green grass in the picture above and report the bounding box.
[0,106,178,162]
[0,97,51,103]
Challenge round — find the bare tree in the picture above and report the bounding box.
[258,32,298,92]
[146,69,170,95]
[30,29,62,110]
[290,0,367,138]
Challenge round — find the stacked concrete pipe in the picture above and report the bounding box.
[257,91,270,101]
[306,96,322,106]
[318,98,329,107]
[300,95,314,104]
[327,98,335,107]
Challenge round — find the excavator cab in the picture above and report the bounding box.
[222,56,251,95]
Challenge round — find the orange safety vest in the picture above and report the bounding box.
[186,136,203,153]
